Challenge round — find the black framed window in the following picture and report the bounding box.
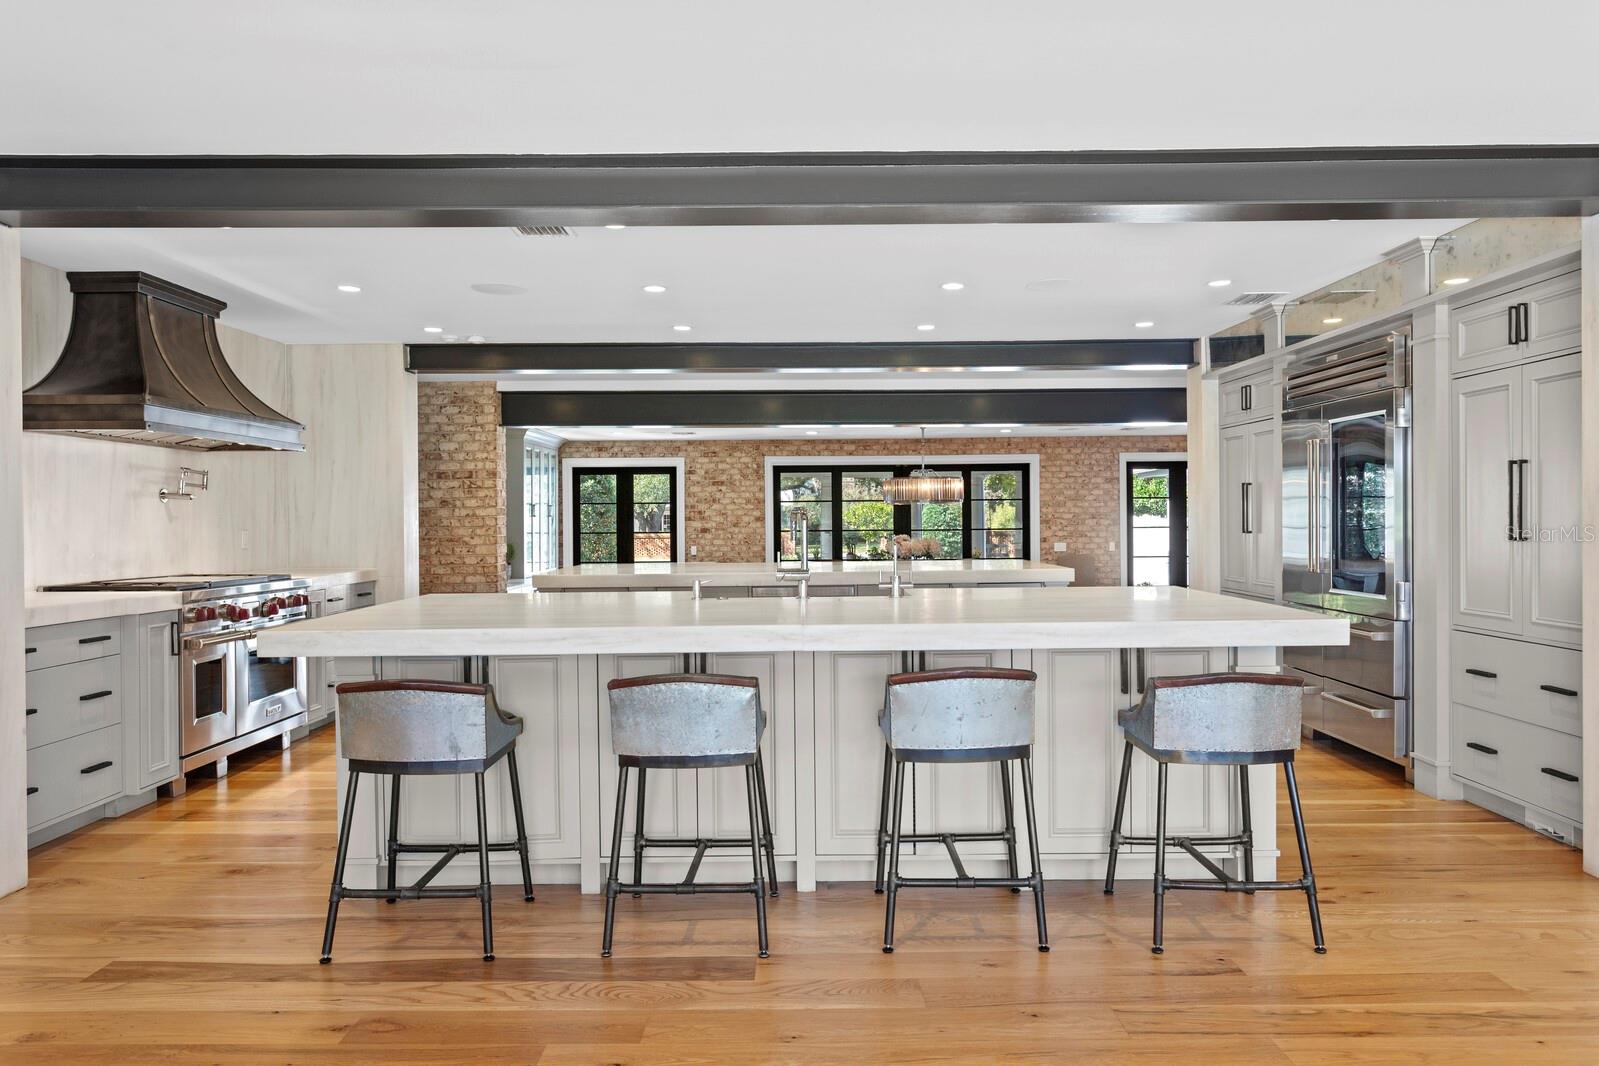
[1125,461,1187,587]
[774,464,1031,562]
[574,466,679,563]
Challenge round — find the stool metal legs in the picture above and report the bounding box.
[1104,739,1327,955]
[320,750,535,964]
[880,753,1048,953]
[319,769,361,963]
[603,760,773,959]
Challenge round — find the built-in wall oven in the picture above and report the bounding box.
[1280,329,1412,764]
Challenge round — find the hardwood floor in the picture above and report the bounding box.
[3,728,1598,1064]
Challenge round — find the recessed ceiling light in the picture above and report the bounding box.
[605,224,627,230]
[941,281,965,291]
[1208,279,1232,288]
[1443,276,1471,285]
[422,326,444,333]
[1134,321,1155,329]
[471,282,528,296]
[1323,317,1343,325]
[642,284,667,294]
[1024,278,1072,293]
[336,284,361,293]
[672,324,692,332]
[466,335,486,344]
[916,324,936,332]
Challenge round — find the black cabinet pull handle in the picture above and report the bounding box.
[1466,741,1498,755]
[1540,767,1579,783]
[26,786,38,796]
[79,760,113,775]
[1519,302,1531,343]
[1465,668,1498,679]
[356,591,373,598]
[78,634,112,645]
[1539,684,1578,698]
[25,708,37,716]
[25,647,36,654]
[1508,305,1517,346]
[1118,649,1129,695]
[326,596,345,603]
[79,690,114,702]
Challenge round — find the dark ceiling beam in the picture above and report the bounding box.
[3,146,1598,226]
[409,339,1195,375]
[499,388,1187,427]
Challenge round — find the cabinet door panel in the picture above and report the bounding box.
[700,652,795,857]
[914,650,1012,856]
[1129,648,1231,839]
[1219,425,1252,592]
[1454,294,1523,375]
[135,612,180,790]
[1521,354,1583,646]
[1523,272,1583,361]
[813,650,900,855]
[1452,366,1523,636]
[1028,649,1119,855]
[379,657,470,847]
[1246,421,1281,600]
[490,656,583,861]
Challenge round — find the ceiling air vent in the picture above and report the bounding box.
[1315,288,1377,304]
[514,226,574,237]
[1225,291,1289,306]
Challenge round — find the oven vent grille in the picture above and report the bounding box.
[1225,291,1288,306]
[514,226,574,237]
[1284,344,1396,405]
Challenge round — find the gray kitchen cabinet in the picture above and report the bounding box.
[1451,353,1582,647]
[1219,365,1277,427]
[1219,419,1280,600]
[132,611,181,791]
[1452,270,1581,376]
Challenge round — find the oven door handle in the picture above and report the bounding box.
[185,632,252,652]
[1324,692,1393,719]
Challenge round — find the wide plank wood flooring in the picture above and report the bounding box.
[4,727,1599,1064]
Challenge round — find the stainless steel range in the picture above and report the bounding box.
[40,574,313,777]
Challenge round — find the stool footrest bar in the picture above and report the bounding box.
[892,875,1036,890]
[614,881,761,896]
[1162,877,1312,893]
[338,886,483,901]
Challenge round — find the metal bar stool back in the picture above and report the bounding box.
[1104,671,1325,954]
[603,673,776,958]
[320,680,534,963]
[874,666,1048,953]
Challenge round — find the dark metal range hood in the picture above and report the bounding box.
[22,271,304,451]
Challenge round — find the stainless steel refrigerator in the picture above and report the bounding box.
[1279,329,1412,764]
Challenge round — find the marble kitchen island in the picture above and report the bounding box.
[259,586,1346,893]
[526,558,1075,594]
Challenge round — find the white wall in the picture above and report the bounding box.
[19,260,418,599]
[0,231,29,895]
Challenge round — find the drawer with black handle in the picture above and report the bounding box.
[1452,629,1580,737]
[22,654,123,750]
[1452,703,1582,823]
[23,617,121,673]
[25,724,123,831]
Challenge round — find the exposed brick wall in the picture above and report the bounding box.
[418,382,506,593]
[558,435,1186,586]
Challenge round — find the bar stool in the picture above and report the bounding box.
[874,666,1048,953]
[1104,672,1325,955]
[320,680,534,963]
[602,673,776,958]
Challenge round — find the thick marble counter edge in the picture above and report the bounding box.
[530,559,1076,590]
[256,585,1348,658]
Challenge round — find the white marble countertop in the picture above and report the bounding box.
[24,567,380,628]
[529,559,1075,590]
[257,585,1347,658]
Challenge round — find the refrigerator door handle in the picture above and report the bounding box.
[1306,439,1318,573]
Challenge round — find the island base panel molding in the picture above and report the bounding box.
[331,646,1281,891]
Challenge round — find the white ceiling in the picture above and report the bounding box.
[5,2,1597,154]
[20,219,1470,346]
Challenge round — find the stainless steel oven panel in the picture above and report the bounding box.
[181,632,239,756]
[235,636,306,737]
[1283,603,1407,700]
[1312,672,1408,764]
[1280,408,1328,615]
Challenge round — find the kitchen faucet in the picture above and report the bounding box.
[879,539,913,597]
[775,511,811,601]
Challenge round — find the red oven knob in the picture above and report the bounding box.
[198,606,217,622]
[263,602,279,617]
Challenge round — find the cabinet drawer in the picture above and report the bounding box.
[1312,676,1400,762]
[320,584,351,614]
[1452,630,1581,737]
[349,581,377,608]
[26,725,123,830]
[1219,368,1277,426]
[1452,704,1582,823]
[24,617,121,673]
[24,655,123,750]
[1454,271,1581,374]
